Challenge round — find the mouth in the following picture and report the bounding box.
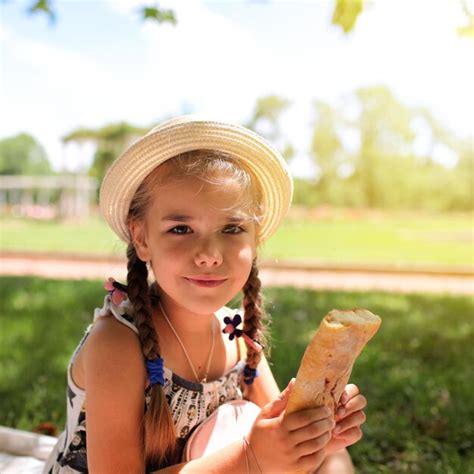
[184,277,228,288]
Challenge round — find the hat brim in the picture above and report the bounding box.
[100,117,293,244]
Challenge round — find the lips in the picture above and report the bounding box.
[185,277,227,288]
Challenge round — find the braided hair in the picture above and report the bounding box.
[125,243,178,469]
[242,258,270,372]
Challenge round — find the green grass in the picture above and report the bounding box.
[1,276,473,472]
[1,208,473,267]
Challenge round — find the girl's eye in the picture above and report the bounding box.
[224,225,245,234]
[168,225,245,235]
[169,225,191,235]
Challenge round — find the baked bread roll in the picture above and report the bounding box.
[286,309,381,415]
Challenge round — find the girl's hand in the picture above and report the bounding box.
[325,383,367,456]
[248,379,335,474]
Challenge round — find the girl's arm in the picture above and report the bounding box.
[83,316,147,473]
[244,352,281,407]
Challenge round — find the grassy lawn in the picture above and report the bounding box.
[1,209,473,267]
[1,276,473,472]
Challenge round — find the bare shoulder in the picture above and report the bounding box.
[86,315,143,361]
[83,315,146,387]
[82,315,148,472]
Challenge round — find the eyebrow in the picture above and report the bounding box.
[161,213,248,223]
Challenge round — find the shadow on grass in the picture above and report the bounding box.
[1,277,473,472]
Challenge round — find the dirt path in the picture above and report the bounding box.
[1,252,472,295]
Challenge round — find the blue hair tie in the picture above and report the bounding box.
[243,364,259,385]
[145,357,165,387]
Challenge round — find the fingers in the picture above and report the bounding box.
[333,410,366,437]
[283,406,332,431]
[332,426,363,446]
[333,385,367,447]
[289,415,335,447]
[295,447,327,473]
[336,393,367,420]
[294,429,332,458]
[340,383,359,404]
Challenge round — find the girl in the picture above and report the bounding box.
[44,116,367,473]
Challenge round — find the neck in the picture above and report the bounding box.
[156,298,219,337]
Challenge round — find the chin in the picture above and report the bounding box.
[155,280,244,314]
[187,298,231,315]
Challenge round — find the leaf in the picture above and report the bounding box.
[27,0,56,23]
[140,6,177,25]
[331,0,364,34]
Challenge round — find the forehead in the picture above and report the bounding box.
[150,175,253,219]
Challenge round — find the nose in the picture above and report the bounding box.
[194,236,223,267]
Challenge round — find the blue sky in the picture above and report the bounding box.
[1,0,473,176]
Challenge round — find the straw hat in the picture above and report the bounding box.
[100,115,293,244]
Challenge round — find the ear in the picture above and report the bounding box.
[128,220,151,262]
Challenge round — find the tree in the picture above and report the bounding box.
[62,122,149,182]
[24,0,177,26]
[246,95,294,161]
[458,0,474,38]
[309,100,347,204]
[352,86,415,207]
[305,85,473,211]
[0,133,52,175]
[22,0,366,33]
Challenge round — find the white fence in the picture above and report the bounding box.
[0,175,98,219]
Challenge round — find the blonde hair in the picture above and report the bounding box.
[125,149,271,470]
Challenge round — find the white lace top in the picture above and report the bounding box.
[43,294,247,473]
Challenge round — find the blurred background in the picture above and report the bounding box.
[1,1,473,472]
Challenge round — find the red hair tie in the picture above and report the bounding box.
[103,277,128,305]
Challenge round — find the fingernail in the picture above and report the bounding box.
[337,407,346,417]
[333,423,341,434]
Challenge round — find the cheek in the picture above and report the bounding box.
[148,237,184,259]
[235,245,255,262]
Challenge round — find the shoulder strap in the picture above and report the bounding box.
[93,294,139,335]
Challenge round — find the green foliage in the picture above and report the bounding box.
[140,5,177,25]
[245,95,294,161]
[458,0,474,38]
[331,0,365,33]
[0,133,53,175]
[27,0,55,23]
[63,121,149,182]
[310,101,346,203]
[306,86,473,211]
[1,277,473,471]
[25,1,177,26]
